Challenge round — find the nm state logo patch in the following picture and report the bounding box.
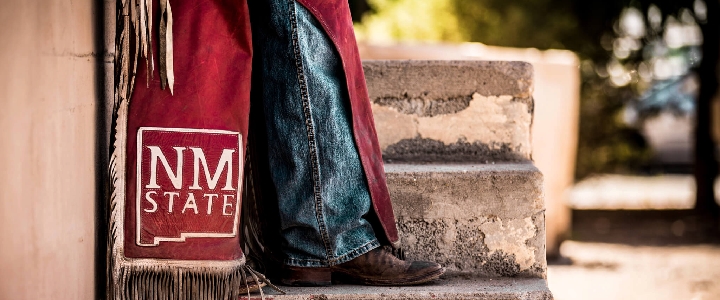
[135,127,243,247]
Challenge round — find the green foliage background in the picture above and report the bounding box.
[355,0,583,50]
[350,0,698,179]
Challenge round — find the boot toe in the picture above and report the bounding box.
[404,260,445,284]
[408,260,443,273]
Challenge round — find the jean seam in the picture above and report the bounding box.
[327,239,380,266]
[288,0,334,261]
[282,239,380,267]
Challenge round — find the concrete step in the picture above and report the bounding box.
[385,163,546,278]
[363,61,534,163]
[249,277,552,300]
[347,61,550,299]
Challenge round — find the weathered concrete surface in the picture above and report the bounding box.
[364,61,533,162]
[248,277,552,300]
[364,61,533,104]
[385,163,546,278]
[361,45,578,258]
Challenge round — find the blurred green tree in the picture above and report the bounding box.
[350,0,710,181]
[353,0,465,42]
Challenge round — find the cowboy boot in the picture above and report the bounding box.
[280,247,445,286]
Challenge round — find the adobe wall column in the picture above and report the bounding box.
[0,0,100,298]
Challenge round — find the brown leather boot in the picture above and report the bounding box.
[280,266,332,287]
[280,247,445,286]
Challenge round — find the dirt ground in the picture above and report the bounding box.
[548,241,720,300]
[547,210,720,300]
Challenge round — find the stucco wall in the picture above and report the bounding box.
[0,0,103,298]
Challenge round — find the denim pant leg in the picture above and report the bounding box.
[249,0,380,267]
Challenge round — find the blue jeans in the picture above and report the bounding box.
[248,0,380,267]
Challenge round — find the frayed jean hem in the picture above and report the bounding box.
[282,239,380,268]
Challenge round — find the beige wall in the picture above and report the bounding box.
[0,0,100,298]
[531,61,579,256]
[358,42,580,257]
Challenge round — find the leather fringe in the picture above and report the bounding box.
[157,0,174,93]
[241,151,269,272]
[116,0,174,98]
[115,262,247,300]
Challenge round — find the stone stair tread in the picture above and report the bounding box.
[384,162,546,278]
[385,162,544,221]
[364,61,534,163]
[254,277,552,300]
